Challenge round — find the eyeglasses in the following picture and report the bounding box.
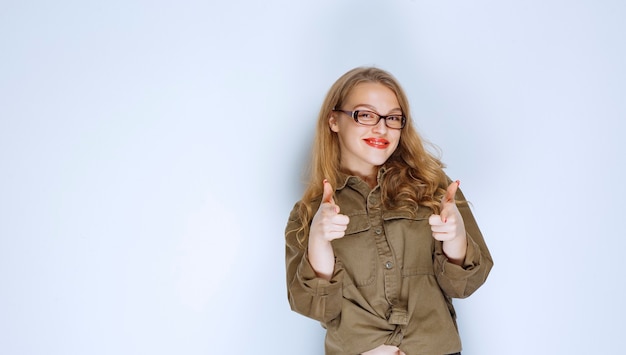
[333,109,406,129]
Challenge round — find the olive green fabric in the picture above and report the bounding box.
[285,170,493,355]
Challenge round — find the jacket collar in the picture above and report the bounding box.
[336,166,388,191]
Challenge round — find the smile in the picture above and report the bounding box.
[363,138,390,149]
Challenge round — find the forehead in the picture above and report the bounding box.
[344,82,400,109]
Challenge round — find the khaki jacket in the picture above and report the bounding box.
[285,170,493,355]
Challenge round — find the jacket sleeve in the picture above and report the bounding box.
[433,188,493,298]
[285,202,344,323]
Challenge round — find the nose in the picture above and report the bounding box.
[372,118,388,134]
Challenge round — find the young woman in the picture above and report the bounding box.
[285,67,493,355]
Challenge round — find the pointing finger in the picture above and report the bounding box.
[322,179,334,203]
[322,179,339,213]
[440,180,460,222]
[441,180,460,205]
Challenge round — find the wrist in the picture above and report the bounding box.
[307,236,335,280]
[442,233,467,265]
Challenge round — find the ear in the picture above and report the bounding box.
[328,114,340,133]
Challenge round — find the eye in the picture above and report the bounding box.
[357,111,375,119]
[387,115,402,122]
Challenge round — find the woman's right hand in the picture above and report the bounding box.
[307,179,349,280]
[309,179,350,243]
[361,344,406,355]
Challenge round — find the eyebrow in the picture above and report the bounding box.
[351,104,403,114]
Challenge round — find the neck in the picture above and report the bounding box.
[362,175,377,189]
[343,167,379,189]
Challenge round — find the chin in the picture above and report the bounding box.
[369,156,393,166]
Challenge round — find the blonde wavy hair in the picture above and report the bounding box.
[293,67,450,246]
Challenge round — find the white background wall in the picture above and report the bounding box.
[1,1,624,354]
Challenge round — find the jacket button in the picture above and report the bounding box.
[375,228,382,235]
[385,261,393,269]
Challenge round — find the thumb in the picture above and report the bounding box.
[440,180,460,222]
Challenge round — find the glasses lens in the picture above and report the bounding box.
[385,115,404,129]
[355,111,379,125]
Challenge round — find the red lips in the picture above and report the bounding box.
[363,138,390,149]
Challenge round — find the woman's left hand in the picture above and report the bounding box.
[429,180,467,264]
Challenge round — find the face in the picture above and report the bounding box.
[329,82,402,178]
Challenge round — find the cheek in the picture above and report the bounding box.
[391,133,402,148]
[337,124,364,139]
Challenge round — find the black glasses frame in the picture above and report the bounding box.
[332,109,406,129]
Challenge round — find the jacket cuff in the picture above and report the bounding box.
[441,233,481,275]
[434,233,486,300]
[297,250,343,296]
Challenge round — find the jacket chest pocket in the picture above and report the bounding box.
[383,209,435,277]
[330,214,376,288]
